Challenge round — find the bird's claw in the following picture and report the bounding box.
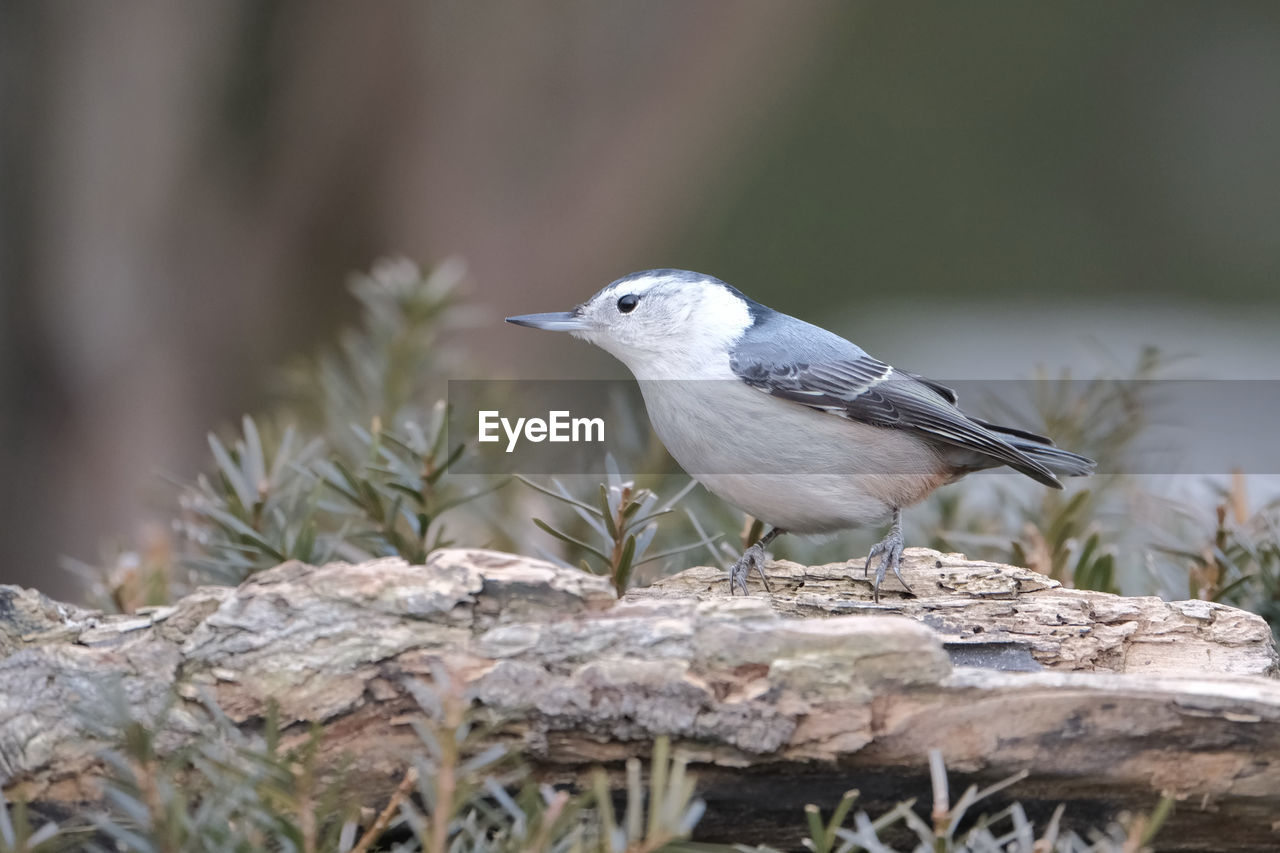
[864,527,910,603]
[728,542,773,596]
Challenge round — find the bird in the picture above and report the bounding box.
[506,269,1095,600]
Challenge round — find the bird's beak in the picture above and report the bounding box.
[505,311,589,332]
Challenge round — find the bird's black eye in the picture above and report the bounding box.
[616,294,639,313]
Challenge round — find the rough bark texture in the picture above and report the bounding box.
[2,547,1279,851]
[631,551,1279,678]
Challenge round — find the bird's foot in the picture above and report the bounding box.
[863,523,910,604]
[728,542,773,596]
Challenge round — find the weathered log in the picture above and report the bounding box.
[631,551,1279,677]
[2,548,1278,850]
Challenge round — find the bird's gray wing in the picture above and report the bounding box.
[730,351,1062,487]
[902,372,1058,446]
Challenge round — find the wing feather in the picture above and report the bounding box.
[731,352,1062,487]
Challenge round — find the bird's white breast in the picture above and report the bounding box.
[637,378,950,533]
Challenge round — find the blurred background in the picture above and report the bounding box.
[3,1,1280,600]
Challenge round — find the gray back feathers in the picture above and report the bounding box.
[729,309,1093,487]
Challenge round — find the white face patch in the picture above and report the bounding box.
[572,271,754,379]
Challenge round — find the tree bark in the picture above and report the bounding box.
[3,548,1278,850]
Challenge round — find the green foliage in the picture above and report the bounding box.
[1011,346,1168,477]
[1,677,708,853]
[77,258,503,601]
[179,257,496,584]
[396,677,705,853]
[995,347,1167,591]
[90,706,355,853]
[180,417,330,585]
[1152,475,1280,633]
[919,348,1166,592]
[277,257,471,447]
[587,738,705,853]
[967,347,1280,637]
[177,406,493,587]
[519,458,720,596]
[5,702,1171,853]
[314,407,507,564]
[1008,490,1118,595]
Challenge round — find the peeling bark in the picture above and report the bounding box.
[2,548,1278,850]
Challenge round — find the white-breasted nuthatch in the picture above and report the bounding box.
[507,269,1094,600]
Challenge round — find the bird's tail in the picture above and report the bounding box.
[974,419,1097,480]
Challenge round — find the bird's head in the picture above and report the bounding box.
[506,269,761,376]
